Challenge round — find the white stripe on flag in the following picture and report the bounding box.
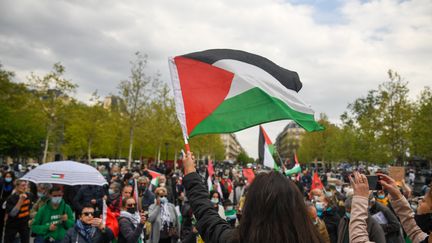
[263,144,276,169]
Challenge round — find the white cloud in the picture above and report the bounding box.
[0,0,431,159]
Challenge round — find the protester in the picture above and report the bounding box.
[306,202,331,243]
[138,176,155,211]
[349,172,431,243]
[31,186,75,243]
[337,196,385,243]
[73,185,105,215]
[210,191,227,220]
[182,151,324,243]
[0,171,15,242]
[148,187,180,243]
[63,203,114,243]
[118,197,147,243]
[30,183,53,222]
[4,179,33,243]
[368,195,404,243]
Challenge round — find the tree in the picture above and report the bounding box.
[410,87,432,161]
[378,70,412,164]
[27,63,77,162]
[0,64,45,159]
[62,92,107,161]
[119,52,158,168]
[236,150,254,165]
[297,114,339,163]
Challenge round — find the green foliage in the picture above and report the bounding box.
[189,134,225,161]
[236,150,254,165]
[0,64,45,158]
[410,87,432,160]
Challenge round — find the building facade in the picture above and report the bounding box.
[220,134,243,161]
[275,122,305,161]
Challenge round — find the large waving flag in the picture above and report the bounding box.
[258,125,279,170]
[168,49,323,139]
[311,170,324,190]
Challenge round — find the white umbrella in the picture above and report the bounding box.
[21,160,107,186]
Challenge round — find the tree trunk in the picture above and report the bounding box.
[42,131,50,163]
[128,126,134,169]
[87,138,92,163]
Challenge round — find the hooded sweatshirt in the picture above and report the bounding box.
[31,199,75,240]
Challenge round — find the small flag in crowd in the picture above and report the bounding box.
[168,49,323,140]
[242,168,255,184]
[207,160,215,192]
[149,169,162,187]
[258,125,279,170]
[311,170,324,190]
[285,153,302,175]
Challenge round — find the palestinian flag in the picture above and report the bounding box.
[285,153,302,175]
[168,49,323,139]
[207,160,215,192]
[149,170,162,188]
[311,170,324,190]
[258,125,279,170]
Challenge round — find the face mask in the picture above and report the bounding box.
[377,195,385,199]
[326,207,332,212]
[108,189,115,195]
[345,212,351,219]
[226,206,233,211]
[325,191,333,198]
[160,197,168,204]
[313,196,320,202]
[37,192,45,198]
[128,180,134,185]
[159,183,166,187]
[336,186,342,193]
[51,196,62,205]
[5,178,12,183]
[211,198,219,204]
[127,207,136,214]
[411,204,418,211]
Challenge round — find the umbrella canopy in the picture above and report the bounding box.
[21,160,107,186]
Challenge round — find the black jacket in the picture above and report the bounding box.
[62,224,113,243]
[183,172,234,243]
[369,201,404,243]
[323,207,341,243]
[73,185,105,213]
[118,216,145,243]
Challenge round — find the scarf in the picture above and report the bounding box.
[75,220,96,243]
[160,203,171,230]
[120,210,143,242]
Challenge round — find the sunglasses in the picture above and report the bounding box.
[127,204,136,207]
[82,212,94,216]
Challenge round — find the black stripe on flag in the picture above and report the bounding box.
[258,126,265,164]
[182,49,303,92]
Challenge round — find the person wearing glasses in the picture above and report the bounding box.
[118,197,147,243]
[63,203,114,243]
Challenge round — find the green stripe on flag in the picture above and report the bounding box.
[190,88,323,137]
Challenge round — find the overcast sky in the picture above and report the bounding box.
[1,0,431,159]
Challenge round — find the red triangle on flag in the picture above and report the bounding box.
[311,171,324,190]
[174,57,234,135]
[207,160,215,177]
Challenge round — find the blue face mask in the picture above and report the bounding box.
[326,207,332,212]
[5,178,12,183]
[345,212,351,219]
[377,195,385,199]
[128,180,134,185]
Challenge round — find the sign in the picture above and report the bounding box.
[388,166,405,182]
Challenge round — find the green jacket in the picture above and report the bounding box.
[31,199,75,240]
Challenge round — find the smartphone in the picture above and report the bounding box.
[366,175,382,190]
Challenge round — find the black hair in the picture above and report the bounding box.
[233,171,324,243]
[49,186,62,194]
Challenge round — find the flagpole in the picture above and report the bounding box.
[184,137,190,153]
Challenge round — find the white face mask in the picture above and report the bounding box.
[336,186,342,193]
[226,206,234,211]
[211,198,219,204]
[51,196,62,205]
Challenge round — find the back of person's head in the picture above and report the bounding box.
[235,171,323,243]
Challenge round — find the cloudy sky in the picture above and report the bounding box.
[1,0,431,158]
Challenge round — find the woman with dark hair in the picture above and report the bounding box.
[182,152,325,243]
[209,191,226,220]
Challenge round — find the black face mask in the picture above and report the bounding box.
[138,186,147,192]
[127,207,136,214]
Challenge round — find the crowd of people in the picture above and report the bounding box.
[0,155,430,243]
